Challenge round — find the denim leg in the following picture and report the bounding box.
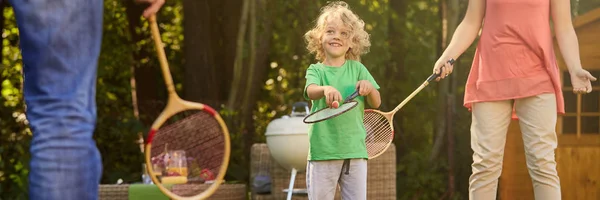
[8,0,104,199]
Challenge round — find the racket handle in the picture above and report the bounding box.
[345,87,360,103]
[426,58,455,82]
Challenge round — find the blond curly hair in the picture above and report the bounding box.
[304,1,371,62]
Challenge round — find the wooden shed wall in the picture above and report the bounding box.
[498,8,600,200]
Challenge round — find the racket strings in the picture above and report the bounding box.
[363,112,393,157]
[304,101,358,123]
[364,113,393,141]
[152,112,224,165]
[150,110,226,195]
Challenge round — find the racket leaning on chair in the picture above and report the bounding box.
[364,59,455,159]
[144,14,231,200]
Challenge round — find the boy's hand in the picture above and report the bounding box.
[356,80,374,96]
[323,86,342,107]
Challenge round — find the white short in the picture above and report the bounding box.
[306,158,367,200]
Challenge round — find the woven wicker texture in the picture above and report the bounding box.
[99,185,129,200]
[365,143,396,200]
[170,184,247,200]
[99,184,247,200]
[250,143,396,200]
[250,144,274,200]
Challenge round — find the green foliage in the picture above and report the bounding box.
[1,0,599,199]
[92,0,147,185]
[218,107,248,183]
[0,6,30,200]
[396,152,447,199]
[93,0,185,185]
[574,0,600,16]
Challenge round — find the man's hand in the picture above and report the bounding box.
[136,0,165,18]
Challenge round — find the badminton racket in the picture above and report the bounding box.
[303,88,360,123]
[364,59,455,159]
[144,15,231,200]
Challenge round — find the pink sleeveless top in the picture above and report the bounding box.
[463,0,565,115]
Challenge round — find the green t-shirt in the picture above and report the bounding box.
[303,60,380,161]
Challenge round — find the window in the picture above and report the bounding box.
[559,70,600,136]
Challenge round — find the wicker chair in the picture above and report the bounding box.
[99,185,129,200]
[250,143,396,200]
[99,183,247,200]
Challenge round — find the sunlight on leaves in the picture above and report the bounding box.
[106,92,117,101]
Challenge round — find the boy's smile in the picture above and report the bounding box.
[329,41,342,47]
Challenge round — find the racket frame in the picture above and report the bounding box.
[144,15,231,200]
[365,59,455,159]
[303,89,360,124]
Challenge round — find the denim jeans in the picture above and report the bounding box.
[9,0,104,199]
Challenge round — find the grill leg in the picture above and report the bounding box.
[286,168,298,200]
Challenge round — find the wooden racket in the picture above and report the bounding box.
[144,15,231,200]
[364,59,454,159]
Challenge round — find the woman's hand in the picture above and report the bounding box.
[570,68,597,94]
[432,58,455,81]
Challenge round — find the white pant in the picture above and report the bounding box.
[469,93,561,200]
[306,159,367,200]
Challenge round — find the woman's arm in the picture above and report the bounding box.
[434,0,486,78]
[551,0,597,93]
[551,0,582,73]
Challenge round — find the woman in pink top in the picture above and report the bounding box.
[433,0,596,199]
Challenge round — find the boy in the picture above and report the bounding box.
[303,1,381,199]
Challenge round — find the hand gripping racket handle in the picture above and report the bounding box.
[426,58,455,82]
[391,58,455,113]
[344,87,360,103]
